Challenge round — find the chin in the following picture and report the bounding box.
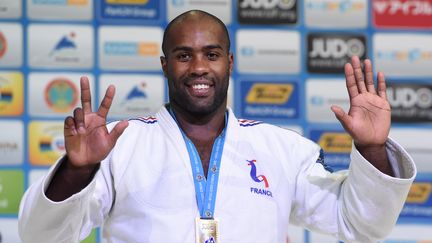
[186,106,217,116]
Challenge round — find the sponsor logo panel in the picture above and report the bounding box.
[373,0,432,29]
[0,170,24,214]
[237,30,300,74]
[167,0,231,24]
[0,23,23,67]
[99,26,162,71]
[0,121,23,165]
[286,224,306,243]
[227,78,234,110]
[240,81,299,120]
[99,74,164,119]
[383,224,432,241]
[308,231,340,243]
[29,169,49,186]
[373,33,432,77]
[28,73,94,117]
[99,0,160,21]
[27,0,92,20]
[0,0,21,19]
[389,128,432,173]
[306,79,349,123]
[237,0,297,25]
[28,24,94,69]
[305,0,368,28]
[81,229,97,243]
[0,72,23,116]
[387,82,432,122]
[309,129,351,170]
[281,125,303,135]
[400,173,432,223]
[307,33,367,73]
[0,218,20,242]
[28,121,65,165]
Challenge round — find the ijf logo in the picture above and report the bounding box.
[247,159,273,197]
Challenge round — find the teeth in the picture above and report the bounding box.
[192,84,210,90]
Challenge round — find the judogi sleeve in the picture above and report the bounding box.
[18,143,116,243]
[288,137,416,243]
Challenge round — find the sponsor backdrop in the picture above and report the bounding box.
[0,0,431,242]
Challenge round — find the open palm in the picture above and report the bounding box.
[331,56,391,148]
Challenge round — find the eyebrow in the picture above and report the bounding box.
[171,44,224,53]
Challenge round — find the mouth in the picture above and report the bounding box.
[186,79,214,97]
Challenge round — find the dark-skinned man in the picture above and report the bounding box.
[19,10,416,243]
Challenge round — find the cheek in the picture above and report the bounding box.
[168,64,188,78]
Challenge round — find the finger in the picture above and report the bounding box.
[64,116,77,136]
[377,71,387,99]
[351,56,367,93]
[108,120,129,146]
[364,59,376,94]
[97,85,115,119]
[80,76,92,114]
[331,105,353,134]
[73,107,86,134]
[344,62,359,100]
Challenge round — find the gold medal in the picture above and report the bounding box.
[195,217,219,243]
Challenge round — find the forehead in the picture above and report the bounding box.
[166,17,228,51]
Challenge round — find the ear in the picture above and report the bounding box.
[160,56,168,77]
[228,52,234,75]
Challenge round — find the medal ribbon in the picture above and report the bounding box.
[169,108,227,219]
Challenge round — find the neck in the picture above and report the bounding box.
[169,103,226,141]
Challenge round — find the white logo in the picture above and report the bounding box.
[309,38,365,58]
[388,87,432,108]
[28,24,94,69]
[0,121,23,165]
[240,0,296,9]
[237,30,300,74]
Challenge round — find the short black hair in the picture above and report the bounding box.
[161,10,231,56]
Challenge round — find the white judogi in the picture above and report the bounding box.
[19,106,416,243]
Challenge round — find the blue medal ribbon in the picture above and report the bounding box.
[169,108,227,219]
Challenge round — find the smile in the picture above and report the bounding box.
[192,84,210,90]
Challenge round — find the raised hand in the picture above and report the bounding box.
[63,76,129,168]
[331,56,391,148]
[330,56,393,175]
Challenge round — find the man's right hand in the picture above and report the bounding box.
[46,76,128,201]
[64,76,129,168]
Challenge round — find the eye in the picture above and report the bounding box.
[177,52,191,62]
[207,52,219,61]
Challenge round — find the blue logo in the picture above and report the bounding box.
[241,47,255,57]
[247,159,273,197]
[172,0,185,6]
[205,237,215,243]
[125,83,147,101]
[310,96,324,105]
[50,32,76,56]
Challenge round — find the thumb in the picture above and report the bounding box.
[331,105,352,132]
[108,120,129,146]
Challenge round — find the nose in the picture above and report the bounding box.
[189,55,209,77]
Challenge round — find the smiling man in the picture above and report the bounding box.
[18,10,416,243]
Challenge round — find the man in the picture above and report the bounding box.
[19,10,416,243]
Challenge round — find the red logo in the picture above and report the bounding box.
[373,0,432,29]
[0,32,6,58]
